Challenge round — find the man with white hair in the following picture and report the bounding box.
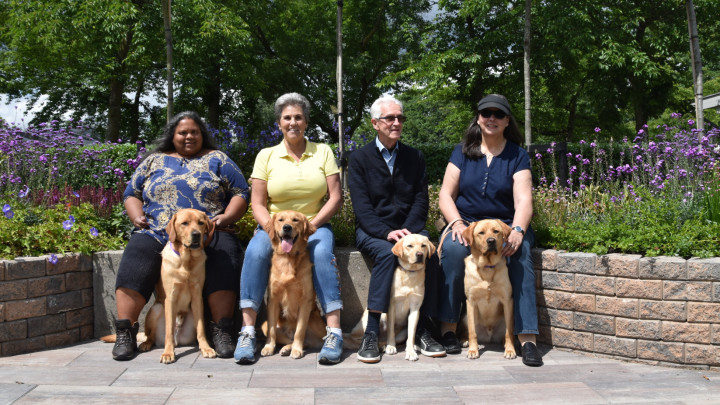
[347,94,445,363]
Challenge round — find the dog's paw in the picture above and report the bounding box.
[201,347,217,359]
[385,345,398,355]
[462,340,469,348]
[467,349,480,359]
[290,347,304,359]
[279,344,293,356]
[405,350,419,361]
[261,344,276,357]
[160,351,175,364]
[504,349,517,359]
[138,342,153,352]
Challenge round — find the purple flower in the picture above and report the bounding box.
[2,204,11,214]
[535,153,542,160]
[18,185,29,198]
[594,127,601,133]
[62,220,74,230]
[69,215,76,223]
[90,227,99,237]
[48,254,59,264]
[3,205,14,219]
[72,191,80,198]
[688,120,695,126]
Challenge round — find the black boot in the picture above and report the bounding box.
[112,319,139,361]
[210,318,236,358]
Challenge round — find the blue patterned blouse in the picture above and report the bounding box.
[123,150,250,244]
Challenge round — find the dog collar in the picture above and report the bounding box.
[168,242,180,256]
[484,265,496,269]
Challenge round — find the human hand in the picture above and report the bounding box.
[132,215,149,229]
[503,232,523,257]
[387,228,411,242]
[450,221,468,246]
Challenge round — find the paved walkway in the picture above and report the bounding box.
[0,340,718,404]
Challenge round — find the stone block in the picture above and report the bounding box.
[595,296,638,318]
[550,328,593,351]
[687,257,720,281]
[0,319,27,342]
[47,253,89,275]
[685,344,720,367]
[0,260,5,280]
[687,302,720,323]
[5,297,47,321]
[540,271,574,291]
[616,318,660,340]
[594,335,636,357]
[637,340,684,363]
[540,308,573,329]
[639,300,686,321]
[80,325,94,340]
[555,291,595,312]
[27,314,66,337]
[533,248,560,270]
[714,324,720,345]
[663,281,713,302]
[92,250,124,337]
[45,329,80,347]
[600,253,641,277]
[65,272,93,291]
[575,274,615,295]
[66,307,94,328]
[27,275,65,297]
[0,302,4,322]
[47,291,85,314]
[5,257,46,280]
[574,312,614,335]
[537,289,554,308]
[616,278,662,299]
[1,336,46,356]
[638,256,687,280]
[557,252,597,274]
[661,321,711,344]
[0,279,28,301]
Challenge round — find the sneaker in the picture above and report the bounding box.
[357,331,381,363]
[440,331,462,354]
[233,331,256,364]
[318,327,343,365]
[210,318,236,358]
[112,319,139,361]
[414,329,446,357]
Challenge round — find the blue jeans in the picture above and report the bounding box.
[437,227,538,335]
[239,224,342,314]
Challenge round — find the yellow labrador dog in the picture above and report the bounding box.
[138,208,217,364]
[348,234,435,361]
[462,219,516,360]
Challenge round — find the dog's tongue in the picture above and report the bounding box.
[281,237,294,253]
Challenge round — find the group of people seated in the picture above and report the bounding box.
[110,91,543,368]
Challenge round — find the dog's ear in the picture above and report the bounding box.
[264,214,276,241]
[498,220,512,241]
[426,239,436,257]
[204,213,215,247]
[303,216,317,241]
[166,212,178,242]
[462,222,475,248]
[391,237,404,257]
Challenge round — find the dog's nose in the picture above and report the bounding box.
[415,252,424,262]
[282,224,292,233]
[487,237,496,246]
[191,230,202,243]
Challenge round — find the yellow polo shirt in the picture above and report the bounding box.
[251,140,339,219]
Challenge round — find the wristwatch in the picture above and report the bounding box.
[511,225,525,235]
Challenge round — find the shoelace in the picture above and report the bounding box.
[361,333,378,351]
[237,332,254,348]
[322,332,340,350]
[116,329,132,344]
[214,326,233,345]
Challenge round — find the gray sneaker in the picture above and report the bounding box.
[233,331,256,364]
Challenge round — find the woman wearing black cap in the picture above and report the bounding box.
[434,94,542,366]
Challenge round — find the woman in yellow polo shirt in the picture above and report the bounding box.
[234,93,344,365]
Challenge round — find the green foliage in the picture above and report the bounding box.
[0,199,127,259]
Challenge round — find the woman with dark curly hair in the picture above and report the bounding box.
[111,111,250,361]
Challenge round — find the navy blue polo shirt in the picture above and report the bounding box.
[449,142,531,224]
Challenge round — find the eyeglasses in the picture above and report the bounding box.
[377,115,407,124]
[479,109,507,119]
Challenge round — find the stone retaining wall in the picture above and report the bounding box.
[1,248,719,368]
[0,254,95,356]
[534,250,720,368]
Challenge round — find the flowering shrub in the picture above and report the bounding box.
[532,116,720,258]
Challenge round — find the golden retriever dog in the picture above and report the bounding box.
[462,219,516,360]
[260,210,327,359]
[347,234,435,361]
[137,208,217,364]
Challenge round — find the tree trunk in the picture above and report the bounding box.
[163,0,174,122]
[205,63,222,129]
[523,0,532,148]
[336,0,345,188]
[686,0,704,133]
[106,28,134,142]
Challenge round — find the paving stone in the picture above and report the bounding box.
[13,385,172,404]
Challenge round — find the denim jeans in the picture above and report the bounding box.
[437,227,538,335]
[239,224,342,314]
